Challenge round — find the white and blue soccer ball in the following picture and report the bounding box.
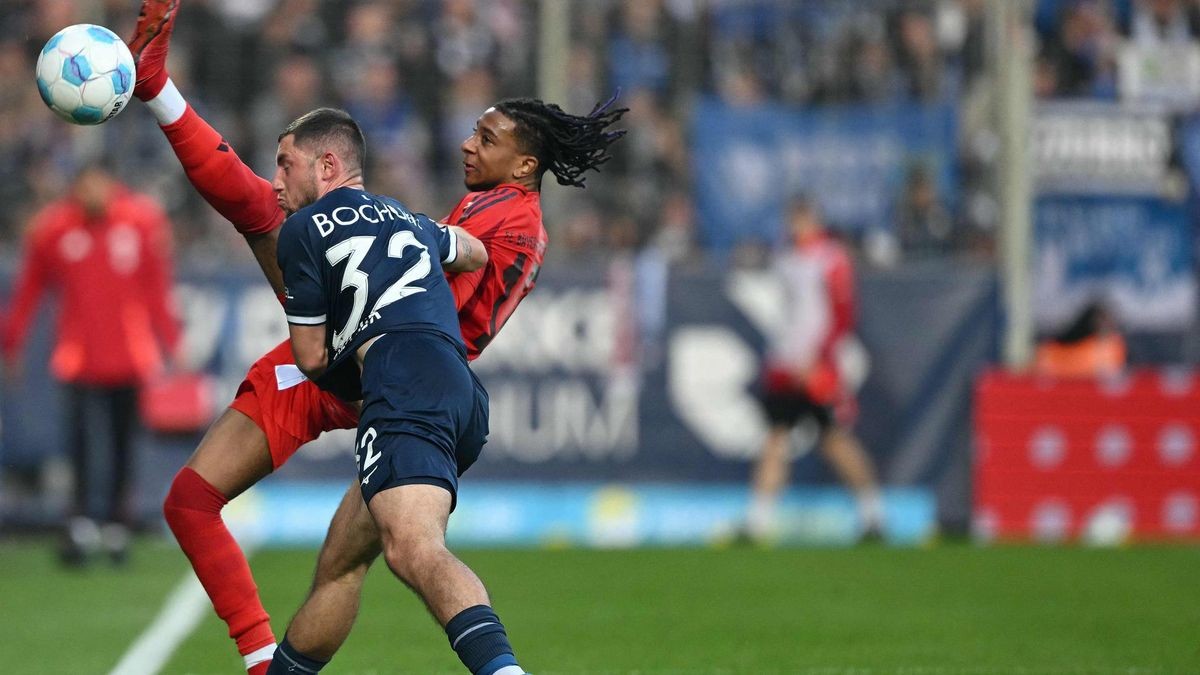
[35,24,135,126]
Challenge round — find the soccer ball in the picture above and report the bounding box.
[35,24,136,126]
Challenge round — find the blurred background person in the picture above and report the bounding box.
[1,162,181,566]
[1035,301,1127,378]
[745,198,884,543]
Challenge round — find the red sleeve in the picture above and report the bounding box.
[139,201,182,355]
[2,212,57,361]
[449,267,485,311]
[821,246,856,360]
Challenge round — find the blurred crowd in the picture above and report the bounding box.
[1034,0,1200,98]
[0,0,1194,267]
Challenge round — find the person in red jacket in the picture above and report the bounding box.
[747,198,884,543]
[2,162,181,565]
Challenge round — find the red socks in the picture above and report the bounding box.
[159,106,284,235]
[163,467,276,658]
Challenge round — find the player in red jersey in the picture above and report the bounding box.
[127,2,625,672]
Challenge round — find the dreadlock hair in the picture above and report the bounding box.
[494,93,628,188]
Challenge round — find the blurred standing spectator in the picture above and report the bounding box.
[1040,0,1120,98]
[893,8,947,101]
[1035,302,1127,377]
[250,52,327,174]
[342,54,433,207]
[1,164,181,566]
[608,0,672,96]
[611,89,690,230]
[896,165,955,259]
[1128,0,1200,44]
[438,66,496,184]
[745,198,884,543]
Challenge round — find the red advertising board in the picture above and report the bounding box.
[974,369,1200,542]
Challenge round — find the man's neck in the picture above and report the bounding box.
[318,176,365,198]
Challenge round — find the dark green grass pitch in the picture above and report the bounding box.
[1,540,1196,673]
[166,545,1199,674]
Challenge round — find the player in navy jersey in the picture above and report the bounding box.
[267,109,525,675]
[125,3,625,671]
[276,184,471,393]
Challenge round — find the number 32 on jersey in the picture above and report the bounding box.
[325,230,431,353]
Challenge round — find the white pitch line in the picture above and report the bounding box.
[108,571,211,675]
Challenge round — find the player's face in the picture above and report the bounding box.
[273,135,320,215]
[461,108,532,191]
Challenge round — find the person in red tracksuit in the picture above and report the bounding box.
[2,163,181,565]
[746,198,885,543]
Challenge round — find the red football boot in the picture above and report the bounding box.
[126,0,179,101]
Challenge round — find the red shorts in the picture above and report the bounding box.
[229,340,360,469]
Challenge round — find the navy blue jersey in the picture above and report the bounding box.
[277,187,464,392]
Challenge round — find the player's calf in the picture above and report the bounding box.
[163,467,276,670]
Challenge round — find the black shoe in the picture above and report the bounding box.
[58,540,90,568]
[101,523,131,566]
[858,524,885,544]
[59,516,101,568]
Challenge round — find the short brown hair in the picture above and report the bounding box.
[280,108,366,173]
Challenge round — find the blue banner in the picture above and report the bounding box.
[690,98,958,249]
[224,482,935,548]
[2,260,997,537]
[1033,195,1196,331]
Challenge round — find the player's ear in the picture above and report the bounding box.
[319,151,339,179]
[513,154,538,181]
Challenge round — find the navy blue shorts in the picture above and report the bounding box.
[354,331,489,510]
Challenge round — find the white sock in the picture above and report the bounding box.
[857,489,884,530]
[146,78,186,126]
[493,666,525,675]
[746,493,778,537]
[243,643,275,670]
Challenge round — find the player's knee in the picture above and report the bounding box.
[380,536,444,585]
[162,468,228,530]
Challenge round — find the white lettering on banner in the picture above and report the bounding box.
[720,143,773,209]
[1032,104,1170,191]
[174,284,227,369]
[484,375,638,462]
[667,326,765,459]
[471,289,614,374]
[725,270,784,338]
[236,286,291,366]
[778,135,895,226]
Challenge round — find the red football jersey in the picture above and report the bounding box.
[2,187,181,385]
[443,184,547,360]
